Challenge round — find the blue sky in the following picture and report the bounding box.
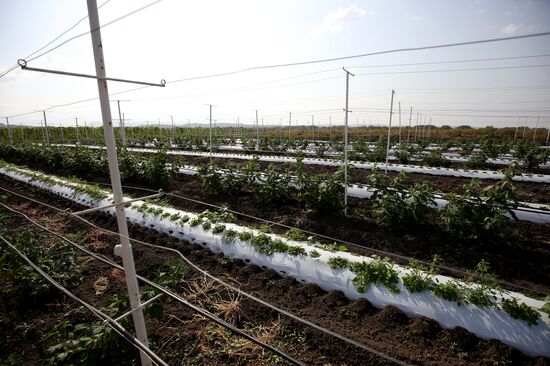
[1,0,550,129]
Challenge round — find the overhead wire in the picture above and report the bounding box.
[0,0,112,78]
[0,233,168,366]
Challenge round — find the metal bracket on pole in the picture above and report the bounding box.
[72,191,163,216]
[113,293,164,323]
[18,59,166,88]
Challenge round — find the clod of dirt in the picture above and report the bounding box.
[440,326,480,352]
[408,317,441,338]
[376,305,410,325]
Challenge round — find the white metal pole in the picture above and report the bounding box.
[407,107,412,143]
[398,102,402,145]
[5,117,13,146]
[116,100,126,146]
[255,110,259,151]
[343,68,354,216]
[522,116,528,139]
[75,117,80,144]
[288,112,291,140]
[42,110,50,145]
[546,119,550,145]
[170,115,175,144]
[209,105,213,161]
[85,2,151,365]
[385,90,395,174]
[329,116,332,144]
[533,114,540,141]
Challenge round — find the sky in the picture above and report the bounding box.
[1,0,550,129]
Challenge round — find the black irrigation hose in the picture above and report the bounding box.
[0,202,307,366]
[0,234,168,366]
[0,183,412,365]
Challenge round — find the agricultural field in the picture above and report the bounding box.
[0,133,549,365]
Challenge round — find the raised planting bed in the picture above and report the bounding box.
[1,160,549,357]
[49,144,550,184]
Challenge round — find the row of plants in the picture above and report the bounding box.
[0,144,177,189]
[119,195,548,327]
[1,163,547,332]
[194,153,522,240]
[197,157,345,214]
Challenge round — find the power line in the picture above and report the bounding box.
[0,0,112,79]
[0,0,163,80]
[166,31,550,84]
[355,63,550,76]
[348,53,550,69]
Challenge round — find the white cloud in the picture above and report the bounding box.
[501,23,523,35]
[311,5,369,37]
[412,15,424,22]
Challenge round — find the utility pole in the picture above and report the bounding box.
[86,1,151,365]
[42,110,50,145]
[398,102,402,145]
[114,100,129,146]
[75,117,80,144]
[533,114,540,141]
[288,112,292,140]
[407,107,413,143]
[84,120,88,142]
[414,112,420,142]
[255,110,259,151]
[5,117,13,146]
[514,117,520,143]
[170,115,175,144]
[343,67,354,216]
[209,105,213,161]
[311,115,315,142]
[385,90,395,174]
[329,116,332,144]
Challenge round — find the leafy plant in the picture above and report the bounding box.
[402,255,440,293]
[440,167,518,239]
[364,169,435,230]
[501,297,539,326]
[350,257,400,293]
[328,256,351,269]
[433,279,465,303]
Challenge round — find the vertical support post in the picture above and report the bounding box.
[546,120,550,146]
[329,116,332,144]
[75,117,80,144]
[84,120,88,142]
[60,124,64,144]
[514,117,520,143]
[209,104,213,162]
[385,90,395,174]
[116,100,127,146]
[5,117,13,146]
[42,110,50,145]
[170,115,175,145]
[255,110,259,151]
[343,68,354,216]
[85,2,151,365]
[533,114,540,141]
[522,116,528,139]
[414,112,419,142]
[407,107,412,143]
[40,120,46,145]
[398,102,402,146]
[288,112,292,140]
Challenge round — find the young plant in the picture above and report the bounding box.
[402,255,440,293]
[350,257,400,293]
